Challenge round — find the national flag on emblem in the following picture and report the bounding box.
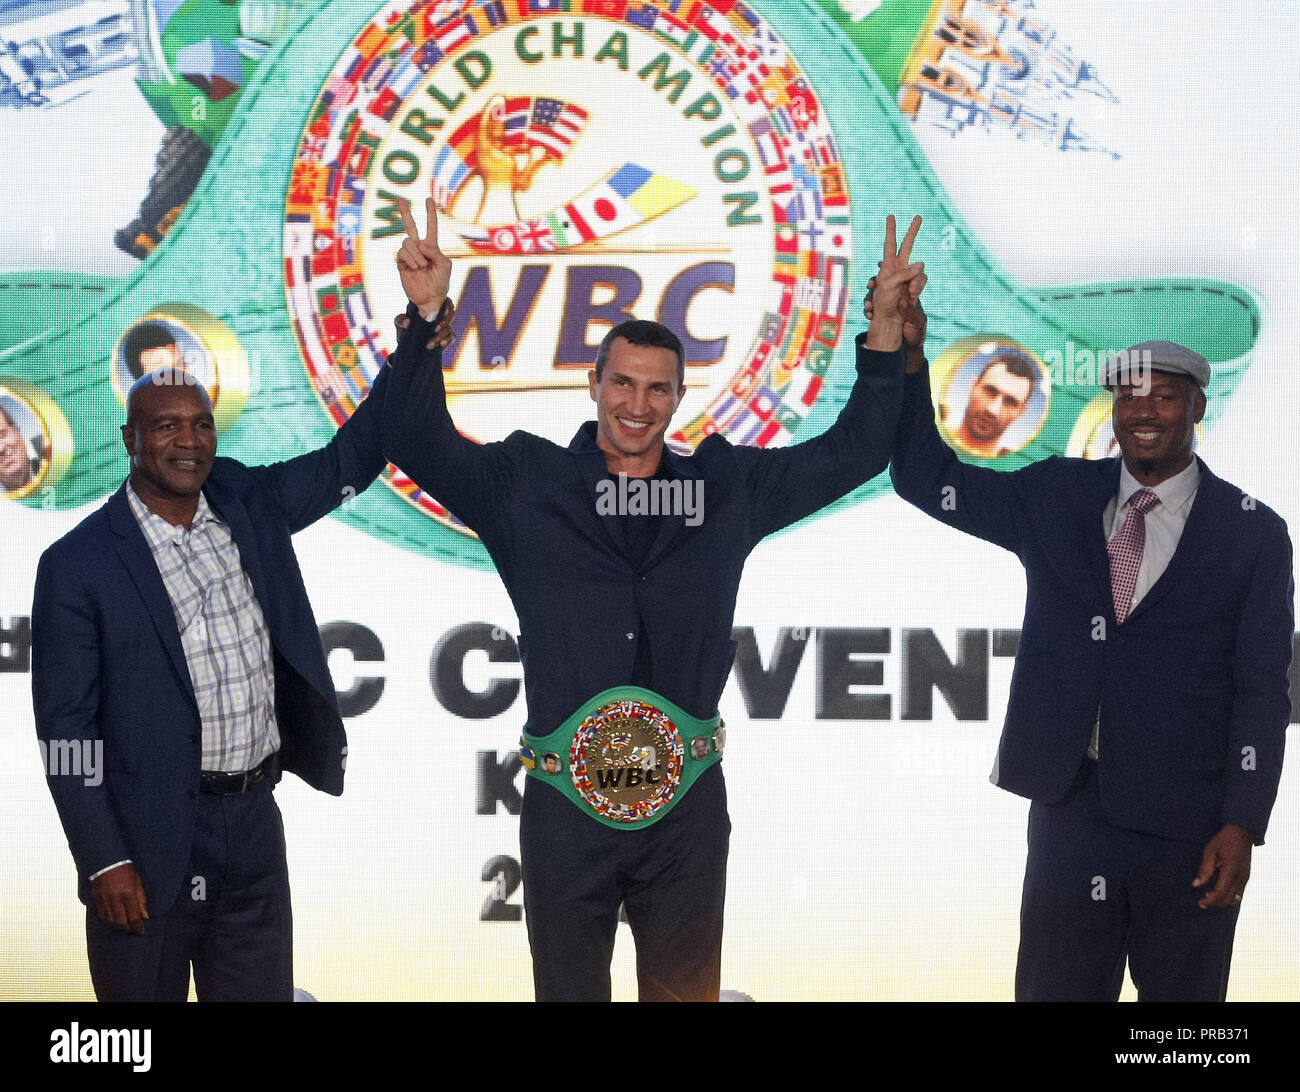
[364,55,394,87]
[515,219,557,252]
[284,220,312,257]
[391,59,426,99]
[433,15,473,53]
[545,206,594,249]
[789,186,822,222]
[475,0,510,25]
[571,176,641,237]
[345,292,373,329]
[711,391,742,428]
[347,141,375,174]
[338,205,363,237]
[794,278,823,311]
[312,243,339,277]
[654,11,692,49]
[801,374,823,407]
[287,163,323,208]
[582,0,627,17]
[340,266,364,293]
[775,402,802,431]
[767,166,794,210]
[529,0,571,12]
[815,315,840,345]
[431,144,472,205]
[820,165,848,206]
[736,411,764,445]
[284,255,308,287]
[352,25,384,63]
[324,76,358,107]
[755,419,781,445]
[300,133,327,162]
[316,282,341,311]
[774,225,798,261]
[530,98,588,157]
[806,342,831,375]
[609,162,696,221]
[321,311,351,346]
[750,119,785,168]
[802,134,836,168]
[760,312,784,344]
[786,76,818,124]
[413,40,443,70]
[796,219,827,255]
[625,3,657,31]
[369,87,400,120]
[500,96,532,142]
[751,386,777,420]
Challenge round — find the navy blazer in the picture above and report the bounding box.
[384,312,905,734]
[32,366,391,915]
[888,363,1293,844]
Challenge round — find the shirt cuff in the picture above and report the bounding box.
[89,860,132,881]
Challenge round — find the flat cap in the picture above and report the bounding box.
[1102,340,1210,389]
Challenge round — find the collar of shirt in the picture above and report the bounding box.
[126,481,222,551]
[1112,457,1200,529]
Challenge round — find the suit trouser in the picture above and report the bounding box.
[1016,761,1239,1002]
[520,762,730,1002]
[86,780,293,1002]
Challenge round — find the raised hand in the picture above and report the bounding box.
[865,271,928,372]
[863,214,923,352]
[395,196,452,318]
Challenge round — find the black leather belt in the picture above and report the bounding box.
[200,752,279,795]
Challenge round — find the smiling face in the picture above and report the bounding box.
[588,337,684,476]
[1111,370,1204,486]
[122,372,216,522]
[0,406,33,492]
[958,360,1034,452]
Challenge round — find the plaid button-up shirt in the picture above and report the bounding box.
[127,483,279,772]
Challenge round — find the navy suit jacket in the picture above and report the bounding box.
[888,364,1293,844]
[385,311,905,734]
[32,366,391,915]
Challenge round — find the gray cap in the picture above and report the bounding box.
[1102,340,1210,389]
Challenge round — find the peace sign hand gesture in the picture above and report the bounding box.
[395,196,453,319]
[863,214,924,352]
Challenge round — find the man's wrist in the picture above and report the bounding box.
[419,295,449,323]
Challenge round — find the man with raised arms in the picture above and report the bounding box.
[387,197,924,1001]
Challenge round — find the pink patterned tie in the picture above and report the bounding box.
[1108,488,1158,624]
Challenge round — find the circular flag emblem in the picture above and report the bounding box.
[570,698,684,824]
[286,0,851,534]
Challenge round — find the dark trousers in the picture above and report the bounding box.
[520,763,731,1002]
[86,781,293,1002]
[1016,762,1238,1002]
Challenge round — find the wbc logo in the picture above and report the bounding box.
[285,0,851,534]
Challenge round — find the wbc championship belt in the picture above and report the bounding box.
[520,687,724,831]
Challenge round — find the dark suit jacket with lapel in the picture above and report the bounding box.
[32,365,392,916]
[384,311,906,735]
[889,364,1293,844]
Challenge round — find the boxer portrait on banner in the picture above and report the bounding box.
[867,280,1293,1002]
